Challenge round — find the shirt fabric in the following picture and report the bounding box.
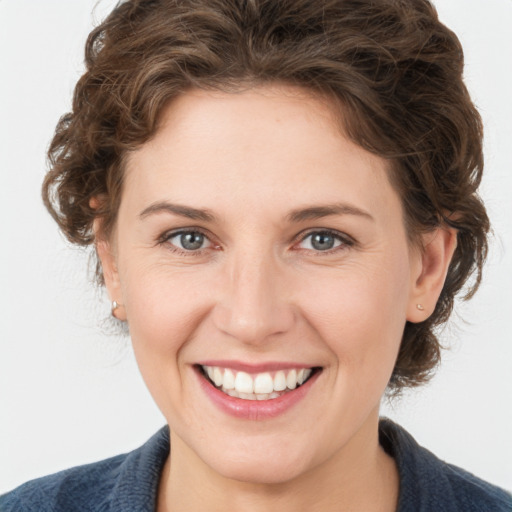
[1,419,511,511]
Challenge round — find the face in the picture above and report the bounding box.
[100,85,432,484]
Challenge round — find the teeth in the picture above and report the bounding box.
[273,371,287,391]
[254,373,274,394]
[223,369,235,390]
[202,365,314,400]
[286,369,297,390]
[235,371,254,394]
[213,367,223,387]
[222,389,278,401]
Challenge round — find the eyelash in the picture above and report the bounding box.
[157,228,355,257]
[157,228,214,257]
[296,229,355,255]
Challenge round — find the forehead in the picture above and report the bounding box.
[122,85,401,225]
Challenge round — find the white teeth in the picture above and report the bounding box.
[213,367,223,387]
[223,369,235,390]
[202,365,315,400]
[273,371,287,391]
[286,369,297,390]
[221,388,277,401]
[254,373,274,394]
[234,371,254,394]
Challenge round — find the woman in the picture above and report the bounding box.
[1,0,511,510]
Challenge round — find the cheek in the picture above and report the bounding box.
[298,255,410,377]
[119,263,212,386]
[118,266,215,422]
[122,260,206,333]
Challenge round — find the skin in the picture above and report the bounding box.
[96,84,457,512]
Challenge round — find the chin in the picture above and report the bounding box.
[213,457,310,486]
[197,437,316,485]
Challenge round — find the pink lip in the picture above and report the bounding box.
[196,360,314,373]
[194,365,321,421]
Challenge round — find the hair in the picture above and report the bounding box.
[42,0,489,392]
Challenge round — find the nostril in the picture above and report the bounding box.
[212,309,296,345]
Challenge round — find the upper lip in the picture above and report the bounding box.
[195,360,318,373]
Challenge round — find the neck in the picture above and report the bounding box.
[157,413,399,512]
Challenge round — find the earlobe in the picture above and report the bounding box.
[93,217,127,322]
[407,226,458,323]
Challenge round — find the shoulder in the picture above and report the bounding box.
[0,453,128,512]
[441,461,512,511]
[0,426,170,512]
[379,418,512,512]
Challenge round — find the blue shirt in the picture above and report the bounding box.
[1,419,511,511]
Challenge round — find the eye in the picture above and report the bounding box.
[164,230,212,252]
[297,230,350,252]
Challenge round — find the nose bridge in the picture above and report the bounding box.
[213,244,295,344]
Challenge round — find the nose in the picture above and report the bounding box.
[212,249,295,346]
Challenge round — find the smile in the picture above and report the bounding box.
[200,365,314,400]
[195,363,322,420]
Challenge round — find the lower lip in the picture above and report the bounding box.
[195,367,321,420]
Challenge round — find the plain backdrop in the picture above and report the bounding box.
[1,0,511,494]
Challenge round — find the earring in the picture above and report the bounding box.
[111,300,123,316]
[416,304,425,311]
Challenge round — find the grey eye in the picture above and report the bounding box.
[300,231,343,251]
[169,231,209,251]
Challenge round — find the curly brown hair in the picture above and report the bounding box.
[42,0,489,391]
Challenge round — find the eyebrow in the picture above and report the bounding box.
[139,202,216,222]
[139,201,374,224]
[286,203,374,223]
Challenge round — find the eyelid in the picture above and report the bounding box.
[158,227,217,255]
[293,228,355,253]
[157,226,355,256]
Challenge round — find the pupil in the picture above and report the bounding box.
[181,232,204,250]
[312,233,334,251]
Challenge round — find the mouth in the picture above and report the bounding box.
[197,364,321,401]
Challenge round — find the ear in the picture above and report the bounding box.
[96,237,127,322]
[91,201,127,322]
[407,226,458,323]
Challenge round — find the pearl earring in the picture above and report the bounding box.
[111,300,123,316]
[416,304,425,311]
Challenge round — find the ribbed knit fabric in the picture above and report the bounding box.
[379,419,512,511]
[1,420,511,511]
[0,427,169,512]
